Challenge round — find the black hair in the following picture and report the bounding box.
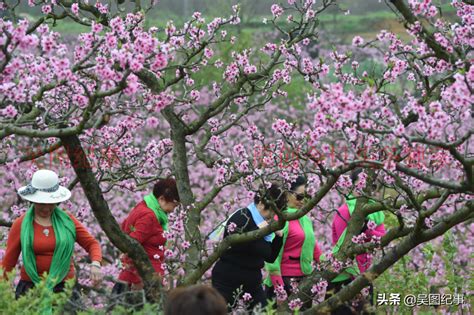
[350,168,364,184]
[290,176,307,192]
[153,178,180,202]
[253,182,287,212]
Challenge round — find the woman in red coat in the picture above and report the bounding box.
[113,178,180,292]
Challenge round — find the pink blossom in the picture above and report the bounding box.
[352,36,364,47]
[151,53,168,72]
[352,233,367,244]
[227,222,237,233]
[311,279,328,295]
[274,284,288,301]
[370,235,382,246]
[164,249,175,259]
[146,117,159,129]
[233,144,245,156]
[289,298,303,311]
[189,90,200,101]
[272,119,294,138]
[91,21,103,33]
[42,5,52,15]
[244,65,257,74]
[224,62,239,83]
[204,47,214,59]
[367,221,377,230]
[182,241,191,250]
[71,3,79,15]
[242,292,252,302]
[185,78,195,86]
[271,4,283,18]
[2,105,18,118]
[95,2,108,14]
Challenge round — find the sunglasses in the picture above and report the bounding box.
[292,192,307,201]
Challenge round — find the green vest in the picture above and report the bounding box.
[330,196,384,283]
[264,208,316,287]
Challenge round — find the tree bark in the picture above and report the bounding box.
[59,134,163,302]
[161,107,201,274]
[302,200,474,314]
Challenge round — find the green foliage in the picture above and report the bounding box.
[0,271,73,315]
[440,231,465,294]
[50,22,89,35]
[76,302,162,315]
[0,269,166,314]
[374,232,470,314]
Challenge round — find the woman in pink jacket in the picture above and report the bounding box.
[328,169,386,314]
[264,176,322,310]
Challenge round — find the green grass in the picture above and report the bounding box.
[35,1,458,45]
[50,20,90,34]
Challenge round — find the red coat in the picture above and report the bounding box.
[118,201,166,284]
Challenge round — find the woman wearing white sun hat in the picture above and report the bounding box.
[1,169,103,300]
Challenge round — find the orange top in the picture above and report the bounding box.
[1,212,102,282]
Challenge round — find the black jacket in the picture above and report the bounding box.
[218,207,283,270]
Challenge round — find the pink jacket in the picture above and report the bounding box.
[332,204,385,273]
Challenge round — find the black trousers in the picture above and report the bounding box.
[15,279,81,314]
[264,275,312,311]
[111,281,131,295]
[213,279,266,311]
[325,280,374,315]
[15,280,67,299]
[109,281,145,311]
[211,261,267,311]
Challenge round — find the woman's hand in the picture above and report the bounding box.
[90,261,103,287]
[275,230,283,237]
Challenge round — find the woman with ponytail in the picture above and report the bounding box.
[1,169,103,303]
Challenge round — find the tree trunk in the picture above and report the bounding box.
[161,107,201,277]
[60,134,163,302]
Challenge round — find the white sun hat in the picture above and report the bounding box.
[17,169,71,204]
